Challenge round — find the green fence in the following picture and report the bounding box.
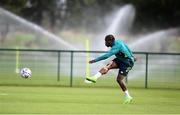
[0,48,180,89]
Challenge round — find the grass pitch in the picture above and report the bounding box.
[0,86,180,114]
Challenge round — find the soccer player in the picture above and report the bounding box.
[85,34,136,104]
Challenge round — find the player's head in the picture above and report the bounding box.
[105,34,115,47]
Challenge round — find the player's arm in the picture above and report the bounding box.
[89,47,119,64]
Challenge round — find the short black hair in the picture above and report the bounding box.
[105,34,115,41]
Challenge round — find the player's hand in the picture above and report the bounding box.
[89,60,96,64]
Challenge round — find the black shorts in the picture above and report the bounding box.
[113,58,134,76]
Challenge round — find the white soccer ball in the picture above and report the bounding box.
[20,68,32,78]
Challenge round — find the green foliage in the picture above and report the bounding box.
[0,0,26,14]
[1,0,180,31]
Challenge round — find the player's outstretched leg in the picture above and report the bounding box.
[85,69,102,83]
[85,61,115,83]
[85,64,110,83]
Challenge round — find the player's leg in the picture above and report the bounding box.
[116,74,132,104]
[100,60,118,74]
[116,74,127,92]
[116,59,134,104]
[85,61,118,83]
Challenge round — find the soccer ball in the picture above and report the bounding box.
[20,68,32,78]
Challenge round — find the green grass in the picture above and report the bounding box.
[0,73,180,89]
[0,86,180,114]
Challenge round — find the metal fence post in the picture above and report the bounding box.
[57,51,60,81]
[145,53,149,88]
[70,51,74,87]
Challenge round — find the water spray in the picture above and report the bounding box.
[0,7,77,50]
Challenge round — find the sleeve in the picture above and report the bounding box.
[94,46,119,62]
